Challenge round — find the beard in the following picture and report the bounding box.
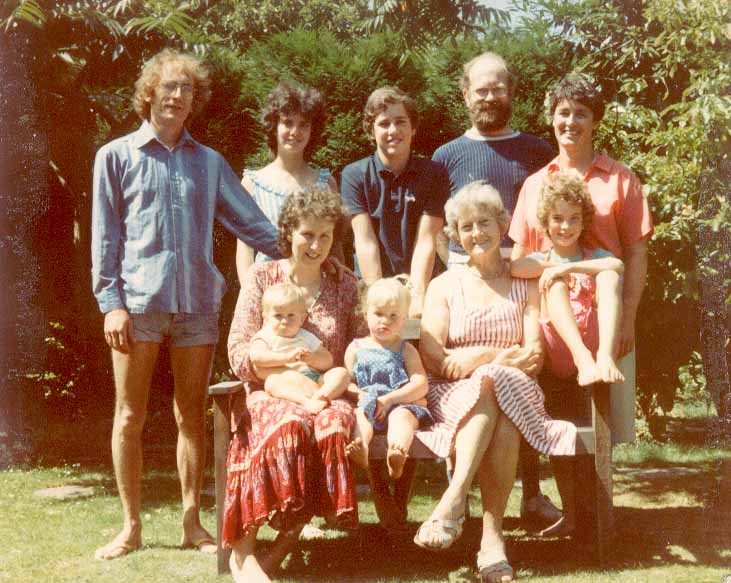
[469,100,512,133]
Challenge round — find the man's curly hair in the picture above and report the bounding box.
[132,48,211,121]
[277,185,344,258]
[261,82,326,160]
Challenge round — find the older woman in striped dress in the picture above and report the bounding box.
[413,181,577,583]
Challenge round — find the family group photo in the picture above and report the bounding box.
[1,1,730,582]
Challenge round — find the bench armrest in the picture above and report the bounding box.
[208,380,244,396]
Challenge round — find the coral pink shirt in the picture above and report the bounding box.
[508,153,653,259]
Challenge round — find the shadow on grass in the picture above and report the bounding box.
[266,501,730,582]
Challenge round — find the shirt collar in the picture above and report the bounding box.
[374,152,414,179]
[131,120,197,150]
[547,152,611,175]
[463,128,520,142]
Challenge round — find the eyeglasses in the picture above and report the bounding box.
[159,81,194,95]
[475,85,509,98]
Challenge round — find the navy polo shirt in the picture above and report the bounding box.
[341,154,450,277]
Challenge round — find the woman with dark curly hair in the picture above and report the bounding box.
[223,187,365,583]
[236,82,337,285]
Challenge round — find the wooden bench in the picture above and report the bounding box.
[208,319,614,573]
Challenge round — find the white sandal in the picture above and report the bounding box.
[413,515,465,550]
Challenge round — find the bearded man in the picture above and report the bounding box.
[432,52,554,265]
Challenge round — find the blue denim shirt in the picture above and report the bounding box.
[91,122,280,314]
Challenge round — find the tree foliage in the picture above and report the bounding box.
[2,0,727,443]
[515,0,731,419]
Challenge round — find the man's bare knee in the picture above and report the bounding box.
[115,405,147,437]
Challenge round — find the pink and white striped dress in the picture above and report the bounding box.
[415,276,576,458]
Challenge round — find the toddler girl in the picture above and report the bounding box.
[344,277,432,480]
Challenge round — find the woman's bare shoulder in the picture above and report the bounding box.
[427,270,460,296]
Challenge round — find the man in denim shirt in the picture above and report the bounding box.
[91,49,280,560]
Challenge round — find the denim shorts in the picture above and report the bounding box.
[130,312,219,347]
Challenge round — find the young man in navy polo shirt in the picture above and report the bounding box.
[340,87,449,532]
[341,86,449,318]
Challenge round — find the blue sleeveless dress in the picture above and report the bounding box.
[353,340,433,432]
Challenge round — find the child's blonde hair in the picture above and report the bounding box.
[261,282,307,313]
[536,172,596,239]
[363,276,411,316]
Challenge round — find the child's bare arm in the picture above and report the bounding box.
[343,341,364,402]
[560,256,624,275]
[539,257,624,293]
[380,342,429,408]
[302,345,334,372]
[510,255,551,279]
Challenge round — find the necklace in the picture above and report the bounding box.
[467,262,505,281]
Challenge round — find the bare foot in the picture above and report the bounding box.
[595,352,625,384]
[539,515,575,537]
[386,444,408,480]
[304,397,326,415]
[94,529,141,560]
[345,437,369,469]
[230,551,271,583]
[574,352,599,386]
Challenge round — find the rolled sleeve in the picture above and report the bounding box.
[216,157,281,260]
[619,172,654,248]
[91,146,124,313]
[340,163,367,216]
[424,163,450,218]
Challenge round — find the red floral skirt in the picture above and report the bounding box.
[222,391,358,544]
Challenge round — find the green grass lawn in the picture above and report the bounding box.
[2,417,730,583]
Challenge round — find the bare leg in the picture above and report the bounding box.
[477,412,520,579]
[541,456,575,537]
[170,344,216,551]
[95,342,159,560]
[386,408,418,480]
[230,528,270,583]
[316,367,351,401]
[519,442,540,501]
[345,408,372,469]
[265,370,319,398]
[258,522,306,574]
[546,279,598,386]
[594,270,625,384]
[416,380,498,547]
